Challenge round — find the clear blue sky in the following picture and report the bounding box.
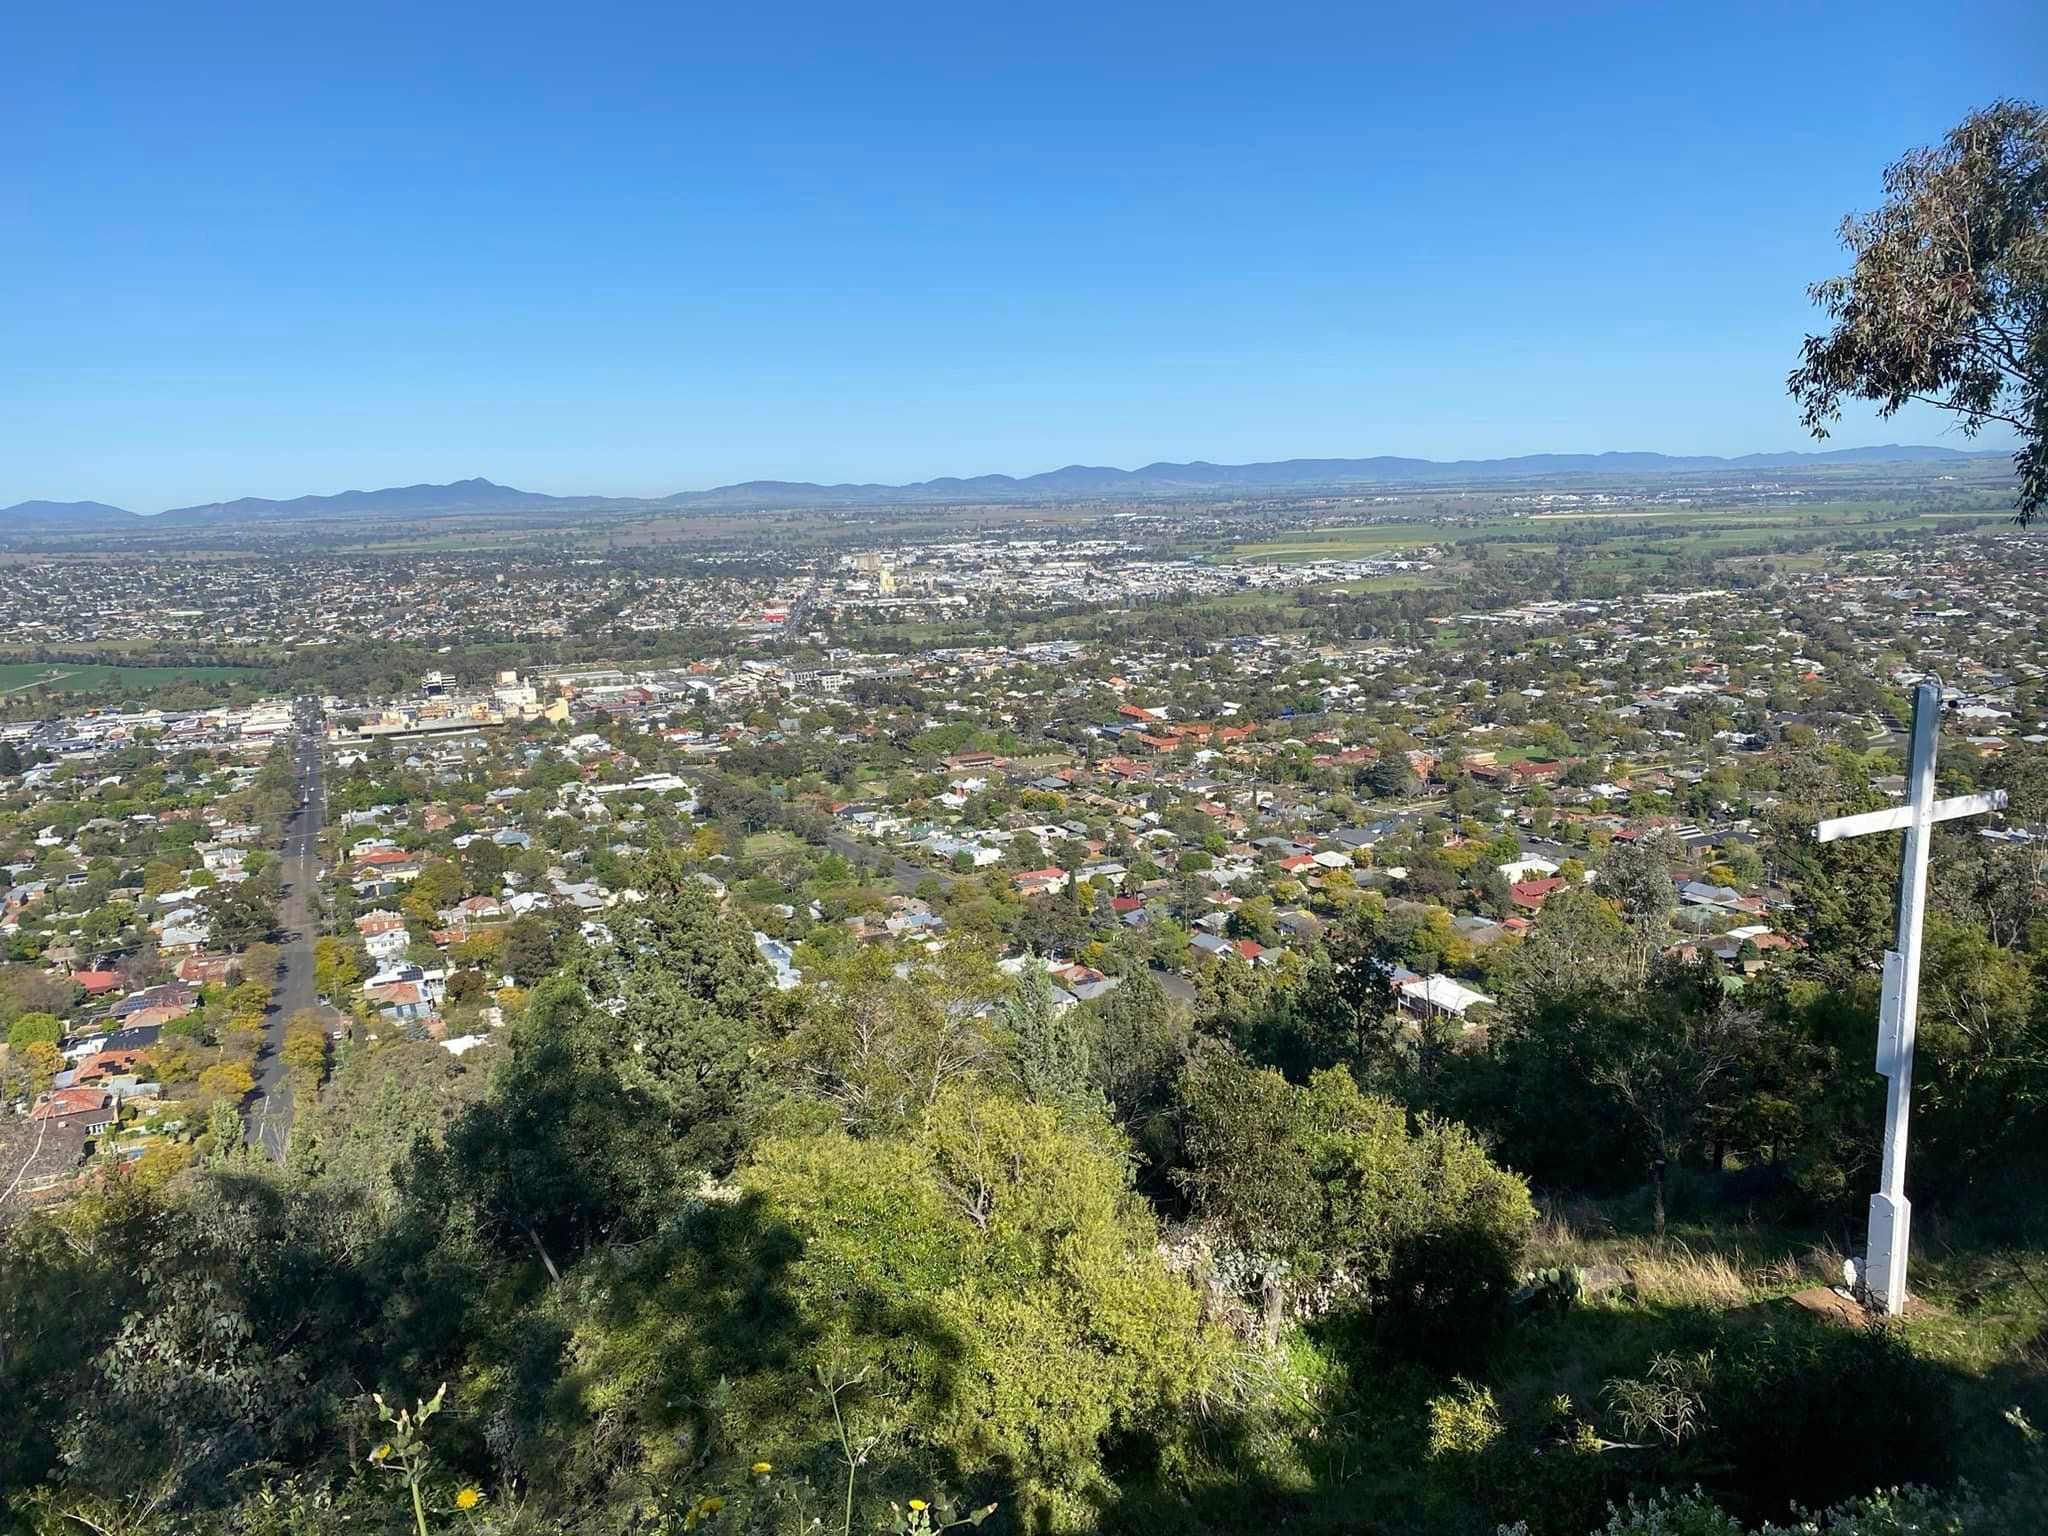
[4,0,2040,510]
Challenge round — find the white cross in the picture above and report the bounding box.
[1813,678,2005,1315]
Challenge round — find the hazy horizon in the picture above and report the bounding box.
[3,438,2022,518]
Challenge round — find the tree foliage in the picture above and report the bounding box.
[1790,99,2048,522]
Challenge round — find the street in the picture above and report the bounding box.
[246,703,327,1158]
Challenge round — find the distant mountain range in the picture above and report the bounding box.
[0,445,2008,529]
[0,500,152,529]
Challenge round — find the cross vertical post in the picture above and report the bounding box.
[1812,678,2005,1315]
[1868,680,1938,1316]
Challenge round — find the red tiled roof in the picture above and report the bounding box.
[32,1087,113,1123]
[75,1049,147,1083]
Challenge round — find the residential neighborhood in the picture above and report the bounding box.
[4,519,2042,1208]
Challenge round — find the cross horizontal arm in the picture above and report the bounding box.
[1814,789,2008,843]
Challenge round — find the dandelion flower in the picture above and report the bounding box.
[908,1500,927,1512]
[370,1444,392,1462]
[455,1488,482,1510]
[751,1462,773,1476]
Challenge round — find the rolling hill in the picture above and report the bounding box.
[0,444,2009,528]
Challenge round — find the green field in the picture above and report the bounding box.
[0,662,255,696]
[1226,525,1444,563]
[1223,497,2023,568]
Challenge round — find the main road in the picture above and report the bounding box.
[246,701,327,1159]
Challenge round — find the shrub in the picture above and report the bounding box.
[1177,1060,1534,1356]
[1700,1319,1955,1518]
[1426,1378,1502,1464]
[736,1088,1217,1528]
[1577,1480,2035,1536]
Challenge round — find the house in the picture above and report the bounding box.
[1275,908,1323,940]
[1329,821,1398,851]
[1674,927,1798,968]
[1679,880,1742,909]
[364,980,432,1022]
[124,1003,194,1030]
[922,836,1003,868]
[754,932,802,990]
[1398,973,1495,1022]
[97,1023,164,1054]
[352,851,421,883]
[175,955,239,987]
[30,1086,116,1135]
[112,983,197,1020]
[73,1048,148,1084]
[199,843,248,875]
[157,923,210,955]
[1509,877,1569,912]
[1013,868,1068,897]
[1451,915,1508,946]
[364,926,411,963]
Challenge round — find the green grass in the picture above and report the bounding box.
[1519,1212,2048,1496]
[1323,573,1440,593]
[1226,526,1444,564]
[0,661,256,695]
[1138,1208,2048,1536]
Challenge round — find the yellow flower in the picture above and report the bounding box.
[908,1500,927,1512]
[751,1462,773,1476]
[370,1444,392,1462]
[455,1488,482,1511]
[701,1497,724,1514]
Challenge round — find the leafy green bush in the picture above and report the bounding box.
[1426,1378,1503,1464]
[1177,1060,1534,1355]
[738,1088,1218,1529]
[1573,1480,2028,1536]
[6,1010,60,1049]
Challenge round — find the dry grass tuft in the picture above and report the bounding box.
[1526,1197,1617,1267]
[1624,1242,1750,1309]
[1801,1236,1851,1288]
[1752,1252,1806,1292]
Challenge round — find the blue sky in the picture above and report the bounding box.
[4,0,2040,509]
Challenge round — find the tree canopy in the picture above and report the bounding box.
[1790,99,2048,522]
